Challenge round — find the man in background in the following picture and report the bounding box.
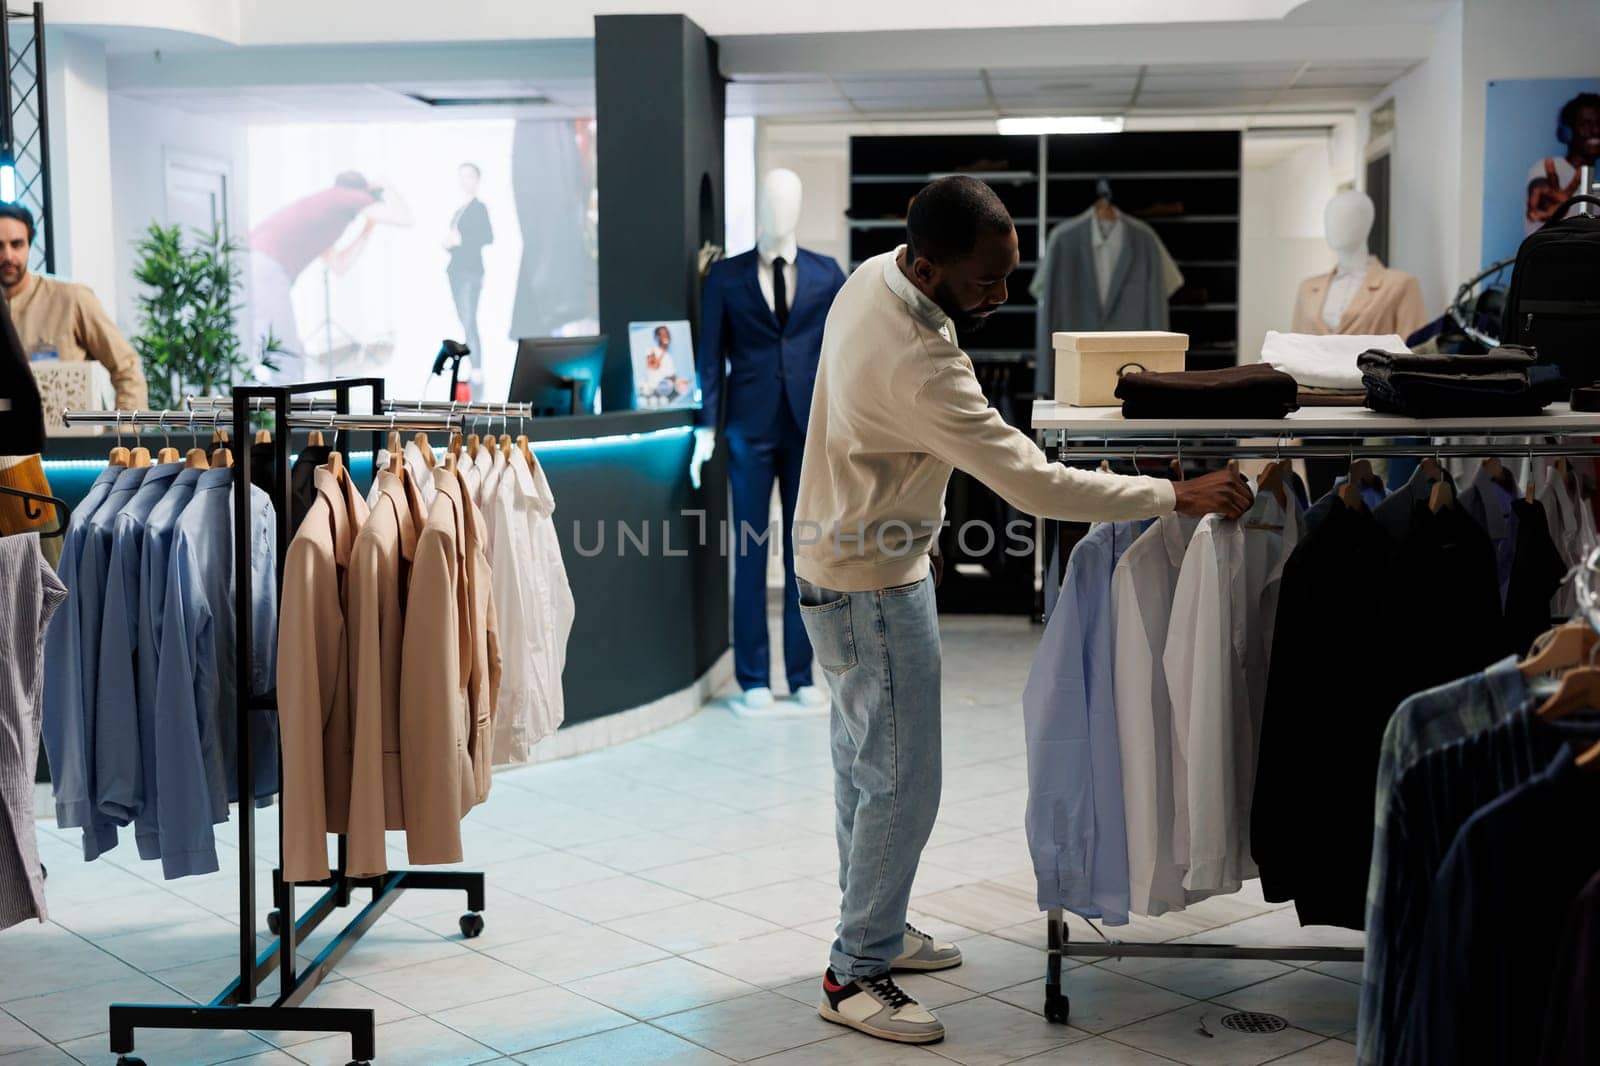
[0,203,145,411]
[445,162,493,360]
[248,171,412,381]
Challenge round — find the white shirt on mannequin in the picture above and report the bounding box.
[1321,261,1365,332]
[757,234,799,315]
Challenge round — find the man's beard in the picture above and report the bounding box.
[0,265,21,287]
[931,283,993,336]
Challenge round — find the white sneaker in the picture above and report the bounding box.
[742,687,775,709]
[892,922,963,972]
[819,969,944,1044]
[793,685,829,708]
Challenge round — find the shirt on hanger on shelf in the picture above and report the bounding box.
[1355,657,1542,1066]
[1165,488,1301,897]
[152,468,278,879]
[403,440,438,511]
[472,444,494,510]
[279,464,369,884]
[1112,512,1200,917]
[488,446,573,765]
[1458,463,1519,610]
[1401,743,1600,1066]
[93,461,181,828]
[1536,464,1596,618]
[130,466,204,860]
[1504,497,1567,657]
[0,533,66,931]
[1023,519,1146,925]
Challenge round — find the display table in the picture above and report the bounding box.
[1032,400,1600,438]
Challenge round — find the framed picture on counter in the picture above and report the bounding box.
[628,319,698,409]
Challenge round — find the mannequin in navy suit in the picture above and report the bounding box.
[694,170,846,710]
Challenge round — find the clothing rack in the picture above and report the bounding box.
[68,380,481,1066]
[0,484,68,535]
[1029,398,1600,1026]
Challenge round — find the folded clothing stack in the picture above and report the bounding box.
[1114,364,1301,419]
[1357,345,1568,417]
[1262,330,1407,390]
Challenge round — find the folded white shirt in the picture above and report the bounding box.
[1260,331,1408,390]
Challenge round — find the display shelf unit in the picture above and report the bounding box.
[847,130,1242,613]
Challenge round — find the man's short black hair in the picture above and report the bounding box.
[0,202,34,242]
[906,175,1014,264]
[1561,92,1600,133]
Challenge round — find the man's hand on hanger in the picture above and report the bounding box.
[1172,468,1254,520]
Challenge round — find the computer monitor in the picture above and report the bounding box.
[508,335,607,416]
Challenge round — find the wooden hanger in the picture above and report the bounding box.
[1536,660,1600,721]
[1522,621,1598,677]
[1338,458,1367,511]
[413,432,435,469]
[1097,459,1112,473]
[1578,738,1600,770]
[1483,456,1503,482]
[211,427,229,445]
[184,447,210,470]
[387,449,403,477]
[448,432,464,459]
[157,446,181,465]
[325,451,345,485]
[107,442,130,467]
[1168,457,1184,481]
[1420,457,1442,483]
[500,433,514,459]
[443,452,458,473]
[387,429,403,458]
[129,446,152,469]
[211,445,234,468]
[307,429,324,447]
[1527,474,1538,504]
[517,433,534,467]
[1257,459,1289,509]
[466,433,480,461]
[254,428,272,445]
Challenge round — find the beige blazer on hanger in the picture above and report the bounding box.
[397,466,500,866]
[1291,256,1428,340]
[278,464,370,884]
[343,467,427,879]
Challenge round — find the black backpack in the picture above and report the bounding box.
[1503,194,1600,387]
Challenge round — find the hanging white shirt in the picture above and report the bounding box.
[1537,465,1598,616]
[472,445,494,509]
[757,234,799,315]
[480,447,508,557]
[488,447,575,763]
[403,441,437,511]
[1090,216,1126,312]
[1163,488,1302,897]
[1112,512,1199,918]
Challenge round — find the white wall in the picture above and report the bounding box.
[44,31,117,305]
[1238,136,1341,361]
[107,95,250,336]
[755,123,857,266]
[1367,0,1462,313]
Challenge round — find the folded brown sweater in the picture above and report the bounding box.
[1115,364,1301,419]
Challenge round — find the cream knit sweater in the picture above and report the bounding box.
[793,248,1176,593]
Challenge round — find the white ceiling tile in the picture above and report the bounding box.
[1140,69,1295,91]
[836,77,986,98]
[1134,89,1279,108]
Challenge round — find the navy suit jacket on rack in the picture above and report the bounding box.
[696,248,846,441]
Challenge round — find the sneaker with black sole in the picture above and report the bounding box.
[818,968,944,1044]
[892,922,962,972]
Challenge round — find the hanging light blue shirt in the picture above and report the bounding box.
[41,466,119,838]
[153,468,278,879]
[93,462,182,828]
[131,466,205,861]
[1023,519,1147,925]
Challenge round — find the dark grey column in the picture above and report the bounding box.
[595,13,726,413]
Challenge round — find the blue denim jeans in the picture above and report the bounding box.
[798,571,942,979]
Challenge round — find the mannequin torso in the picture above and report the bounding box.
[1292,190,1426,339]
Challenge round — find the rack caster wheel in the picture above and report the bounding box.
[1044,994,1071,1025]
[117,1057,146,1065]
[267,910,282,936]
[459,912,484,939]
[346,1060,371,1066]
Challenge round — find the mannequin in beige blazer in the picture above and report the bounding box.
[1291,255,1428,339]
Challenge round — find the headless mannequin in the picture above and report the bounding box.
[1320,190,1376,330]
[691,169,826,712]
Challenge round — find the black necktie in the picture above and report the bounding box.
[773,257,790,329]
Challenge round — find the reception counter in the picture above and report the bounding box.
[40,407,731,731]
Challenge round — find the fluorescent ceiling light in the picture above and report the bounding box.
[996,116,1124,135]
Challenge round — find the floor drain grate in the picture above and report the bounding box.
[1219,1011,1289,1034]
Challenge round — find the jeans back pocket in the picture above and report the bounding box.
[798,594,858,675]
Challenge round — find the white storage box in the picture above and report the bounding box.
[1053,330,1189,407]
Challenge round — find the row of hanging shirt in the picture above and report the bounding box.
[1024,451,1596,930]
[280,431,572,885]
[1356,617,1600,1066]
[42,441,279,880]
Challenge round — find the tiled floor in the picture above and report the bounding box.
[3,614,1361,1065]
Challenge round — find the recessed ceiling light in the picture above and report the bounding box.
[996,115,1124,135]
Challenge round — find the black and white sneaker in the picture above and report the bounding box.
[892,922,962,972]
[818,968,944,1044]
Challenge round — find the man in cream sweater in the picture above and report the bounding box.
[796,176,1250,1044]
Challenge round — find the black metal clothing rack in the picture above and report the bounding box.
[1030,401,1600,1024]
[97,379,486,1066]
[0,482,66,534]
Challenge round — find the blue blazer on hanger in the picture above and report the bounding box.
[696,248,846,440]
